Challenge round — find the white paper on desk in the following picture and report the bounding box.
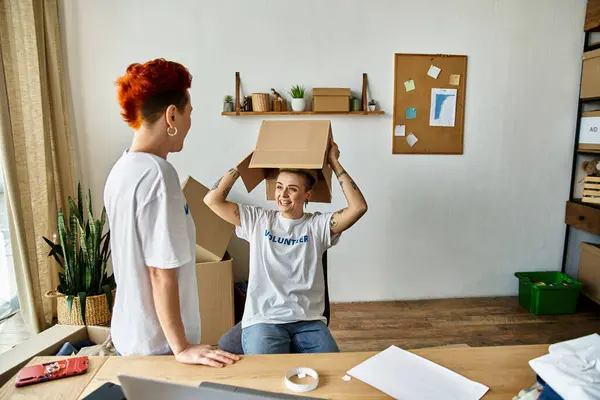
[347,345,489,400]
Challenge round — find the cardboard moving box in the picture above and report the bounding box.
[196,252,234,345]
[578,110,600,152]
[237,120,334,203]
[182,176,236,345]
[312,88,351,112]
[0,325,110,387]
[579,242,600,305]
[182,176,235,263]
[581,49,600,100]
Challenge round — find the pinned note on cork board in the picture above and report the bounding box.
[392,53,468,154]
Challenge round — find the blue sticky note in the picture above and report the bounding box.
[406,108,417,119]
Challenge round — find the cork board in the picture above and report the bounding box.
[392,53,468,154]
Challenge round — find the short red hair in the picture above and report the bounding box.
[116,58,192,129]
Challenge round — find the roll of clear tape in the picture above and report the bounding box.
[284,367,319,393]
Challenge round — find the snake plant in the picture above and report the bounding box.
[42,182,115,325]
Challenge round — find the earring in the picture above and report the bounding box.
[305,200,308,208]
[167,126,178,136]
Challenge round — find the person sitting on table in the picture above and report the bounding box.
[104,58,239,367]
[204,141,367,354]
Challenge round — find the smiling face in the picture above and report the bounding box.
[275,171,313,216]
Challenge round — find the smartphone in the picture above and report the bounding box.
[15,356,89,387]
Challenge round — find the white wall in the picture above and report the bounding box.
[59,0,586,302]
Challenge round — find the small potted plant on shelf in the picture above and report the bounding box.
[350,94,362,111]
[223,95,234,112]
[288,85,306,112]
[368,99,377,112]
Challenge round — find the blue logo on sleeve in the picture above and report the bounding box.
[184,204,189,215]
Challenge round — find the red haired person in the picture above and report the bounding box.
[104,59,239,366]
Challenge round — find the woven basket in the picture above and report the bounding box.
[46,289,115,326]
[251,93,271,112]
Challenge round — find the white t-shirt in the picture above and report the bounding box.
[103,151,200,355]
[236,205,341,328]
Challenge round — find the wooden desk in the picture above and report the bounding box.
[0,345,548,400]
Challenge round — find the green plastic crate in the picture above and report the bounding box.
[514,271,583,315]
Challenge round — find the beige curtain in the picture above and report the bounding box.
[0,0,77,333]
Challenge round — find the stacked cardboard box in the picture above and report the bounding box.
[181,177,235,346]
[581,49,600,100]
[579,242,600,305]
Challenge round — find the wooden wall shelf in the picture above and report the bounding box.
[222,111,384,116]
[225,72,384,116]
[579,149,600,155]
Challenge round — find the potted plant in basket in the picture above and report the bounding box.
[368,99,377,112]
[223,95,234,112]
[43,183,115,326]
[288,85,306,112]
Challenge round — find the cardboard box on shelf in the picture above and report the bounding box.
[236,120,334,203]
[0,325,110,387]
[312,88,351,112]
[579,242,600,305]
[581,49,600,100]
[578,110,600,152]
[182,177,235,345]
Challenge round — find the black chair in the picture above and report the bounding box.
[218,251,330,355]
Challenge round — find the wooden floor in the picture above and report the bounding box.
[329,296,600,352]
[1,297,600,355]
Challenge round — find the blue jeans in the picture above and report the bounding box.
[242,320,340,355]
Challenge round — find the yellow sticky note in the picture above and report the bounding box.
[404,80,415,92]
[449,74,460,86]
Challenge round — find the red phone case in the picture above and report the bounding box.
[15,356,89,387]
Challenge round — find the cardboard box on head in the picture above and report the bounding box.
[236,120,334,203]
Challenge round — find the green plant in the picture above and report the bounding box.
[224,95,233,103]
[42,183,115,325]
[288,85,305,99]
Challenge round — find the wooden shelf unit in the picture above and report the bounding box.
[561,6,600,274]
[225,72,384,116]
